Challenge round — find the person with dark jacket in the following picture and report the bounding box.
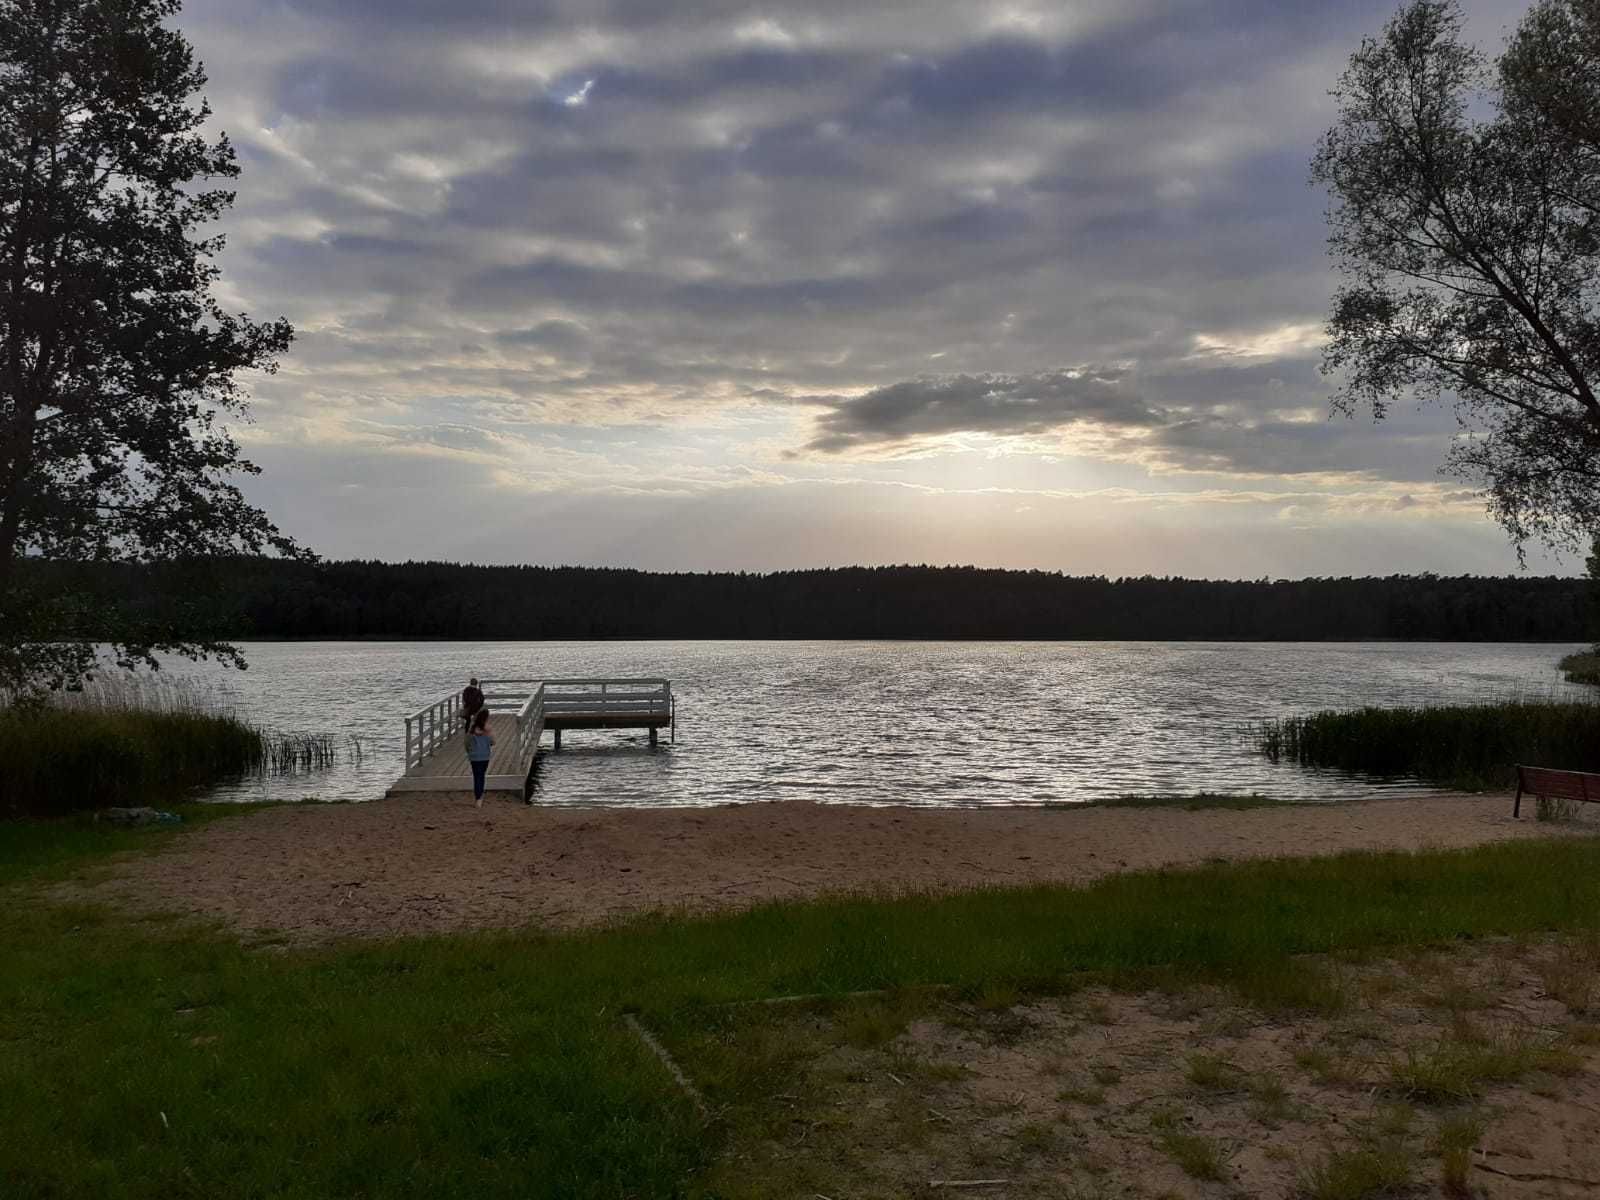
[462,678,484,728]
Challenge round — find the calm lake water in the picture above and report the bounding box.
[171,640,1593,807]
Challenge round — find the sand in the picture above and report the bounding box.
[57,792,1598,942]
[707,938,1600,1197]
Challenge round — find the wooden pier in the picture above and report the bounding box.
[388,678,673,795]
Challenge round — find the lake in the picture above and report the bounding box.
[171,640,1593,807]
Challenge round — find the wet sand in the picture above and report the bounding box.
[54,792,1598,943]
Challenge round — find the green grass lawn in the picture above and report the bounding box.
[6,811,1600,1197]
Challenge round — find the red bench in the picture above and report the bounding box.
[1513,765,1600,818]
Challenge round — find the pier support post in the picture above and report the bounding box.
[554,728,562,751]
[649,726,658,747]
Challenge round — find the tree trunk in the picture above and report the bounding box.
[0,399,38,591]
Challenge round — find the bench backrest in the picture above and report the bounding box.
[1517,765,1600,802]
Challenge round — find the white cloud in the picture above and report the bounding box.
[1190,322,1327,361]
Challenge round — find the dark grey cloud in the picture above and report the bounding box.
[802,369,1163,453]
[1149,412,1457,481]
[793,353,1467,483]
[493,320,591,355]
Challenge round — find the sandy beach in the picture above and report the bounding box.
[58,793,1598,943]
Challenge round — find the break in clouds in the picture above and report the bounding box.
[180,0,1558,574]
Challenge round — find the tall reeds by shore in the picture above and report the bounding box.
[1559,649,1600,685]
[2,673,350,817]
[1255,700,1600,790]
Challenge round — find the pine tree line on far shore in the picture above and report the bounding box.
[32,560,1599,643]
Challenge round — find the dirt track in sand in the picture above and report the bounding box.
[50,793,1599,942]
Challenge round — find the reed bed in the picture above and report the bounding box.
[0,705,268,817]
[261,732,338,775]
[1255,700,1600,789]
[1559,649,1600,685]
[2,672,352,817]
[46,671,233,715]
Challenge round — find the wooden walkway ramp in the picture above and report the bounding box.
[387,678,672,795]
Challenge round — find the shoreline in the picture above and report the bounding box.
[184,634,1594,645]
[55,791,1599,943]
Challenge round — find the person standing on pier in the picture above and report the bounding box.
[465,707,494,806]
[461,677,484,729]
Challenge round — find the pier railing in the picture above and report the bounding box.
[540,677,672,718]
[514,683,545,767]
[474,680,552,770]
[403,678,672,774]
[404,690,463,771]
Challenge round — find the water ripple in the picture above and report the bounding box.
[178,640,1594,807]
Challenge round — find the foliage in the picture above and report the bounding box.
[30,557,1600,640]
[1255,700,1600,788]
[1313,0,1600,555]
[0,0,299,695]
[9,834,1600,1195]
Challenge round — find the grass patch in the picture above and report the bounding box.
[1390,1030,1578,1101]
[837,994,918,1048]
[1185,1052,1239,1091]
[1255,700,1600,789]
[1298,1144,1413,1200]
[1248,1074,1295,1125]
[1234,957,1349,1015]
[1156,1127,1229,1181]
[1537,794,1583,822]
[1015,1119,1057,1153]
[11,827,1600,1195]
[0,804,251,885]
[1432,1111,1485,1196]
[1537,936,1600,1014]
[1058,1082,1106,1106]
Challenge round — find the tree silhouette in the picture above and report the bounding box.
[1313,0,1600,556]
[38,559,1596,644]
[0,0,298,693]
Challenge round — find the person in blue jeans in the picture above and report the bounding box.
[465,706,494,806]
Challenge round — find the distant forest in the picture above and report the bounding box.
[39,560,1600,642]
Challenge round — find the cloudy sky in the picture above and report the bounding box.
[181,0,1571,577]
